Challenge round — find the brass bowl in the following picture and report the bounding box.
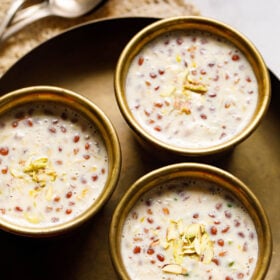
[110,163,272,280]
[0,86,121,237]
[114,16,271,161]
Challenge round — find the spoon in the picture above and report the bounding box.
[0,0,28,38]
[0,0,104,42]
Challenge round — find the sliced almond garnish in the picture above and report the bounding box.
[177,219,184,235]
[23,157,57,187]
[193,236,202,255]
[200,233,214,264]
[184,75,208,94]
[162,221,214,275]
[182,246,196,254]
[166,222,178,241]
[24,212,42,224]
[162,264,187,275]
[184,223,203,239]
[184,83,208,94]
[45,185,53,201]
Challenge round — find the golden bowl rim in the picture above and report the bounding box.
[114,16,271,157]
[110,162,272,280]
[0,85,122,237]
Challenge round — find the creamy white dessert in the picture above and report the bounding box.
[121,179,258,279]
[0,102,108,227]
[126,30,258,148]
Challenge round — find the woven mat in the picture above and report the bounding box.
[0,0,199,77]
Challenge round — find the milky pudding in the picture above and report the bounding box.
[0,102,108,227]
[125,30,258,148]
[121,179,258,279]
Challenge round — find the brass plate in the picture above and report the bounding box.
[0,17,278,279]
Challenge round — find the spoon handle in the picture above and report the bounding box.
[0,0,28,37]
[0,2,52,43]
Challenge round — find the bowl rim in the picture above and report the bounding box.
[110,162,272,280]
[114,16,271,157]
[0,85,122,237]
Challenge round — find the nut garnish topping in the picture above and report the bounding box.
[162,221,214,275]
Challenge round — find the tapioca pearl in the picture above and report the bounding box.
[249,231,255,240]
[53,196,61,203]
[237,272,245,279]
[25,118,33,127]
[212,258,220,266]
[147,248,155,255]
[208,210,216,218]
[221,225,230,233]
[65,191,72,199]
[218,250,227,257]
[51,217,59,223]
[14,206,23,212]
[80,177,87,184]
[193,213,199,219]
[52,119,59,125]
[234,219,241,227]
[48,126,56,133]
[1,166,8,174]
[145,198,153,207]
[210,225,218,235]
[0,147,9,156]
[217,239,225,247]
[133,246,141,254]
[242,242,248,252]
[143,228,149,234]
[68,201,75,207]
[238,232,245,238]
[91,175,98,182]
[224,210,232,218]
[73,148,79,155]
[60,125,67,133]
[60,111,68,120]
[83,154,90,160]
[216,202,223,210]
[138,56,144,66]
[85,142,90,150]
[56,206,63,212]
[45,206,53,213]
[12,120,19,127]
[156,254,165,262]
